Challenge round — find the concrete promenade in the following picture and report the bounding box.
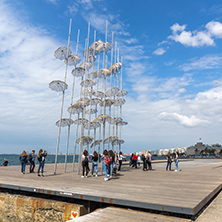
[0,159,222,220]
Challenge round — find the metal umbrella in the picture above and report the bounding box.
[106,87,119,97]
[49,80,68,92]
[54,46,72,60]
[64,55,81,66]
[55,118,74,127]
[117,90,128,97]
[76,136,93,145]
[71,67,85,77]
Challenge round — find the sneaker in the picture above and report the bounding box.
[85,176,88,178]
[107,174,110,177]
[104,178,108,181]
[95,175,97,177]
[23,172,25,174]
[81,176,84,178]
[91,175,94,177]
[110,176,112,178]
[38,174,40,177]
[175,170,178,172]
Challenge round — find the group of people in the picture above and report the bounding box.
[81,149,125,181]
[129,151,153,171]
[166,151,180,171]
[19,149,47,176]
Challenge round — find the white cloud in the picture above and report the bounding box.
[159,112,210,127]
[153,47,166,55]
[206,21,222,38]
[168,23,215,47]
[179,55,222,71]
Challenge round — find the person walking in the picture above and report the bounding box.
[29,150,36,173]
[166,152,172,171]
[147,151,152,171]
[174,152,179,172]
[101,150,109,181]
[19,150,27,174]
[37,149,47,177]
[91,151,98,177]
[131,153,138,168]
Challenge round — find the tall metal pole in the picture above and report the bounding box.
[64,29,80,173]
[54,19,72,175]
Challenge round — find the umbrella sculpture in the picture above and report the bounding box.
[50,20,128,175]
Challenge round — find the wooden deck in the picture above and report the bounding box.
[0,159,222,216]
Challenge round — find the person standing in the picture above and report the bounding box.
[137,154,141,166]
[37,149,47,177]
[141,154,146,171]
[147,151,152,171]
[118,151,124,171]
[29,150,36,173]
[19,151,27,174]
[174,152,179,172]
[91,151,98,177]
[81,150,89,178]
[101,150,109,181]
[166,152,172,171]
[131,153,138,168]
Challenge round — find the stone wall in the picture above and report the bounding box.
[0,192,87,222]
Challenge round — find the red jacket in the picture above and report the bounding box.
[132,155,138,161]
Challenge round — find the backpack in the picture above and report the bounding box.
[82,156,88,164]
[105,156,110,165]
[28,154,32,162]
[37,156,41,162]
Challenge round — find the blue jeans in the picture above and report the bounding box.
[175,159,179,170]
[110,162,114,176]
[102,162,108,178]
[92,162,98,175]
[21,161,26,173]
[166,161,171,171]
[38,161,45,174]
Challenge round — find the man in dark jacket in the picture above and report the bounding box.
[29,150,36,173]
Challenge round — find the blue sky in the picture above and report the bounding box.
[1,0,222,154]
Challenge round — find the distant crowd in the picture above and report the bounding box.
[81,150,180,181]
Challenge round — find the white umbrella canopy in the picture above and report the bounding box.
[64,55,81,66]
[82,89,95,97]
[106,87,119,97]
[87,54,97,63]
[112,139,125,146]
[85,108,97,115]
[54,47,72,60]
[67,103,83,114]
[110,117,123,124]
[117,120,128,126]
[76,98,89,107]
[55,118,74,127]
[84,121,100,129]
[73,118,88,125]
[104,136,118,144]
[91,98,102,105]
[90,139,102,148]
[108,62,123,73]
[76,136,93,145]
[71,67,85,77]
[49,80,68,92]
[96,42,113,53]
[117,90,128,97]
[97,69,111,78]
[80,61,93,70]
[92,91,105,99]
[99,99,115,107]
[90,40,104,50]
[80,79,97,88]
[114,98,126,106]
[95,114,111,123]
